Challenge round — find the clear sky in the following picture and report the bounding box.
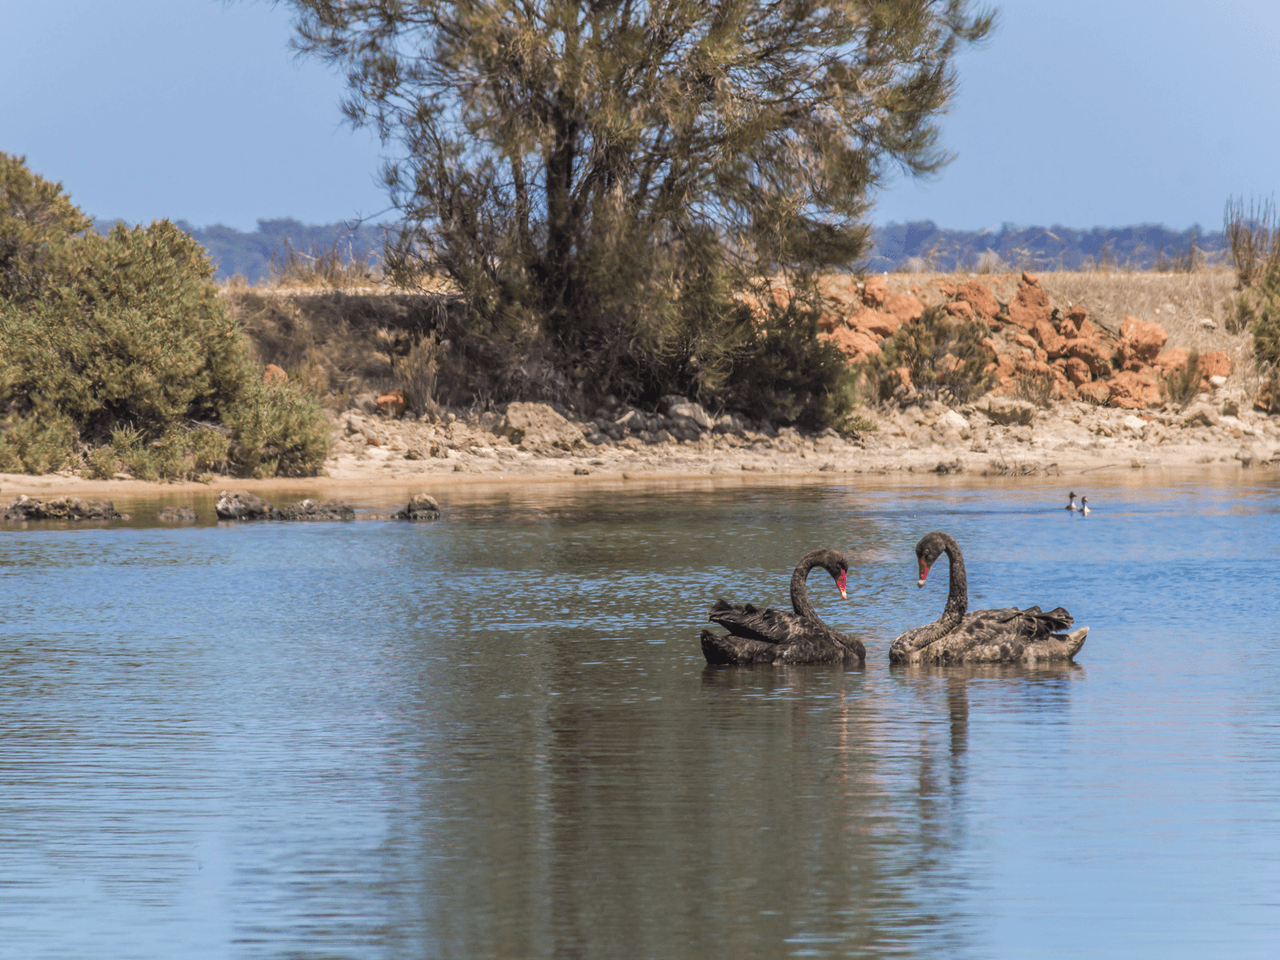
[3,1,1278,233]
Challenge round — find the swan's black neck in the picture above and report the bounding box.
[939,535,968,623]
[790,549,840,622]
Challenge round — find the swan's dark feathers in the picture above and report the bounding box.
[700,549,865,665]
[891,533,1087,665]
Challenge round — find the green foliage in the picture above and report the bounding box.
[224,383,330,478]
[0,409,78,475]
[283,0,994,407]
[717,299,860,429]
[1248,267,1280,368]
[0,152,93,303]
[1160,350,1203,409]
[0,155,329,478]
[862,305,995,406]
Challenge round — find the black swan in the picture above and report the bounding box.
[889,532,1088,665]
[700,549,866,665]
[1065,491,1078,511]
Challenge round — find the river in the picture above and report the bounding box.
[2,475,1277,958]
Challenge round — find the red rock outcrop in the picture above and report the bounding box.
[1077,381,1112,405]
[862,275,889,308]
[884,294,925,326]
[1154,347,1189,374]
[1007,283,1052,330]
[825,326,881,362]
[954,280,1000,319]
[1032,317,1066,356]
[1198,351,1231,378]
[1107,369,1162,409]
[1119,315,1169,362]
[1064,356,1093,386]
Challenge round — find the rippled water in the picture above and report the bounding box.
[2,476,1278,959]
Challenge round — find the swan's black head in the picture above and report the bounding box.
[806,548,849,599]
[913,532,952,588]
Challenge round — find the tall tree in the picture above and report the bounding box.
[281,0,994,401]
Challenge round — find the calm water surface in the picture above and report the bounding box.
[1,477,1278,959]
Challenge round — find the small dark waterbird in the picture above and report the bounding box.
[700,549,866,665]
[889,532,1088,665]
[1065,492,1078,511]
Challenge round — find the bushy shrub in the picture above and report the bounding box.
[0,154,329,478]
[0,153,93,303]
[1160,350,1203,409]
[862,305,994,406]
[717,300,860,429]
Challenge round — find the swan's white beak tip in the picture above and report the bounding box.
[916,578,926,588]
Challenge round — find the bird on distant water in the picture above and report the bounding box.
[1080,496,1091,515]
[1065,491,1078,511]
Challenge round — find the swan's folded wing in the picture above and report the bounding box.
[709,602,807,645]
[700,629,782,665]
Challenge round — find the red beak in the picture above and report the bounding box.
[835,570,848,600]
[917,561,929,588]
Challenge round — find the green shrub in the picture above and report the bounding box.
[0,155,329,478]
[83,445,118,480]
[718,300,861,430]
[1160,350,1203,409]
[862,305,994,406]
[224,383,330,478]
[0,152,93,303]
[0,409,77,474]
[1249,267,1280,366]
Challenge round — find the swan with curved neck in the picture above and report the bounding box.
[700,549,866,665]
[889,532,1087,664]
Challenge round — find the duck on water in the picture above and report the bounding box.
[700,549,866,666]
[890,532,1088,665]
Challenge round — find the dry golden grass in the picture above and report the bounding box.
[1040,268,1257,392]
[875,267,1258,394]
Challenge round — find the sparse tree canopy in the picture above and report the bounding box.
[282,0,993,409]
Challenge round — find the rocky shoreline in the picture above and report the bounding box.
[3,388,1278,514]
[318,387,1280,487]
[5,389,1274,519]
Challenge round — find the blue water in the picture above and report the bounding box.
[1,477,1278,959]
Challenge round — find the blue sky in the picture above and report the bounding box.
[3,1,1278,233]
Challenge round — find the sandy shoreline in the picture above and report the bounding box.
[3,400,1276,507]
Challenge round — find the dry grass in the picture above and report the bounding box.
[221,288,461,410]
[868,267,1258,396]
[1039,268,1257,393]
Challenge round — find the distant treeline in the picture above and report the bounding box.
[865,221,1228,273]
[95,217,1229,281]
[93,217,388,284]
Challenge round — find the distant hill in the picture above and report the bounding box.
[864,221,1228,273]
[93,217,388,284]
[94,217,1230,281]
